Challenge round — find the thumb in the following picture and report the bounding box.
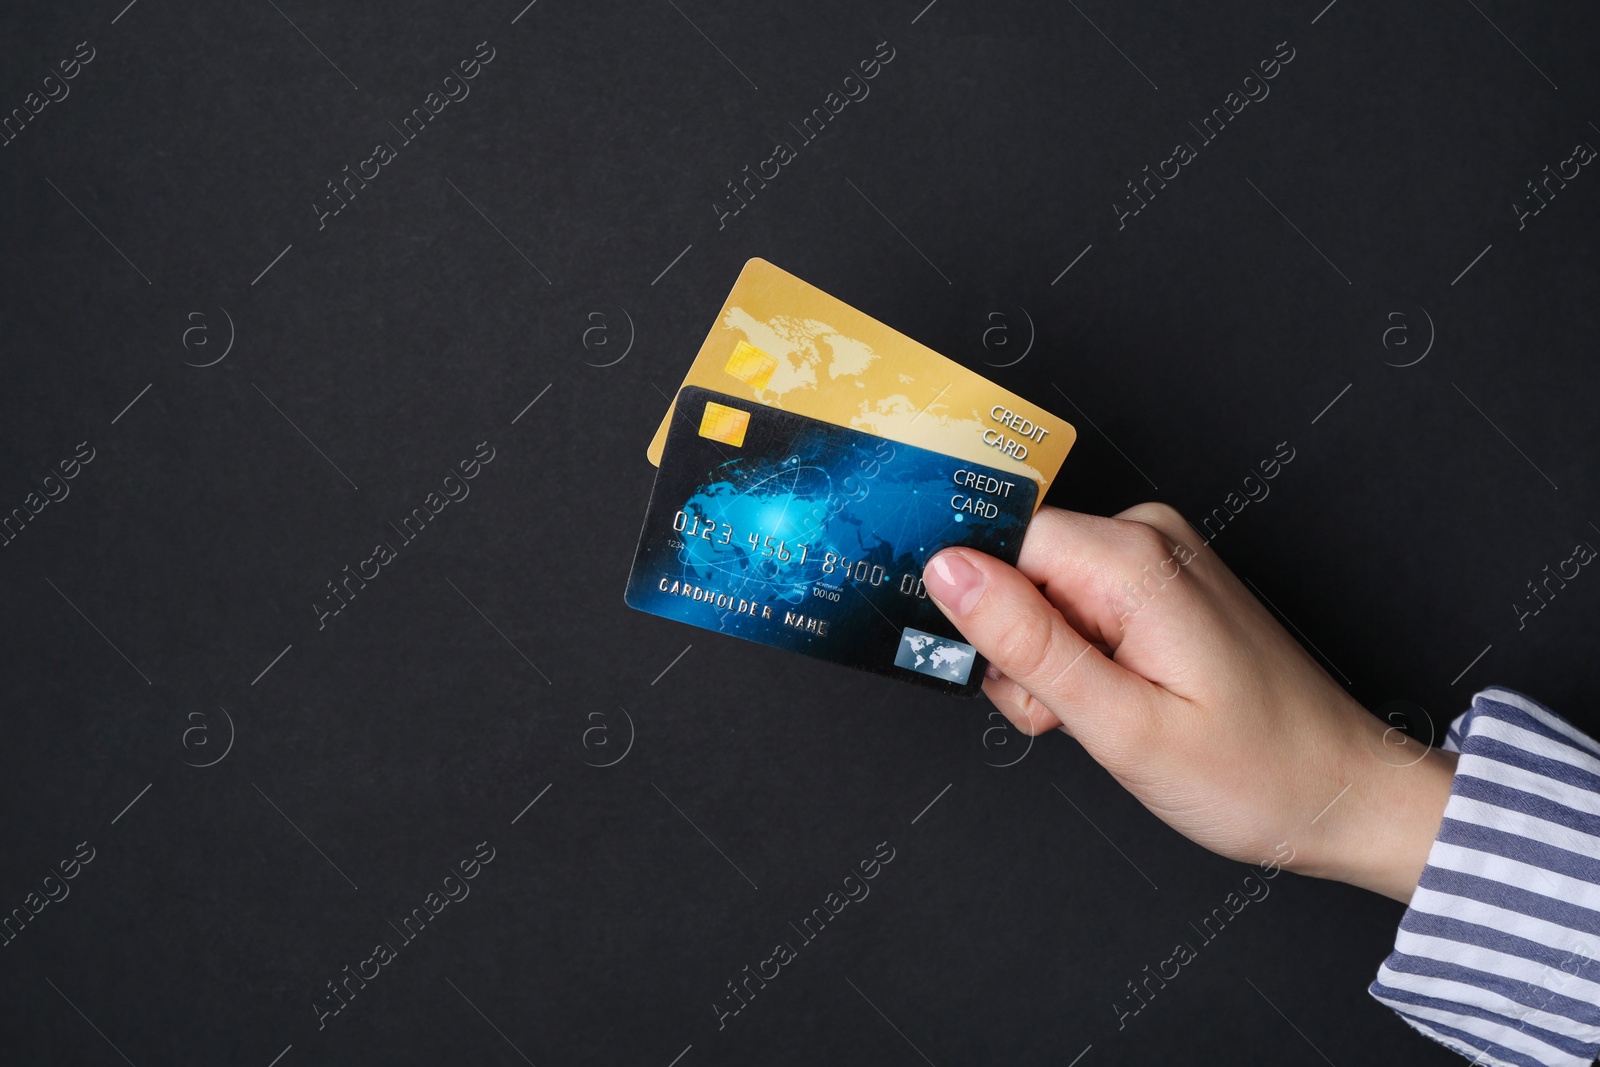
[924,548,1153,744]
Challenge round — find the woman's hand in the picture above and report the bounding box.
[922,503,1456,903]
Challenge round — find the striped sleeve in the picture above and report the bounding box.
[1370,686,1600,1067]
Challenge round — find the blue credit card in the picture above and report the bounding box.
[624,386,1037,695]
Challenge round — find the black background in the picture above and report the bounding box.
[2,0,1596,1064]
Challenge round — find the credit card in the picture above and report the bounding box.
[625,386,1037,695]
[646,259,1076,511]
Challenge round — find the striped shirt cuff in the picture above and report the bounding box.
[1370,687,1600,1067]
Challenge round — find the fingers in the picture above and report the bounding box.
[1012,504,1204,653]
[1112,501,1204,545]
[923,548,1151,743]
[981,669,1066,736]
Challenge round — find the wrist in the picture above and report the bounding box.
[1318,711,1458,903]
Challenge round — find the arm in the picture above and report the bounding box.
[923,503,1600,1065]
[1370,687,1600,1066]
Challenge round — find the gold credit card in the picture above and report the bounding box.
[647,259,1075,508]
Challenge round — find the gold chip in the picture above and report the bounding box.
[698,401,750,447]
[723,339,779,391]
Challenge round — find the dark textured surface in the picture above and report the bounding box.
[1,1,1595,1063]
